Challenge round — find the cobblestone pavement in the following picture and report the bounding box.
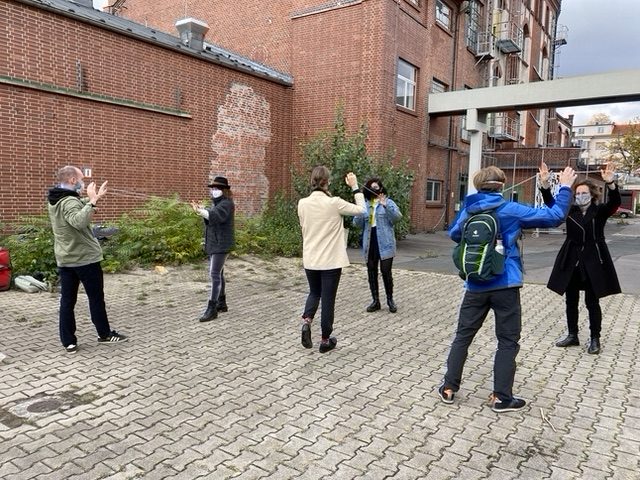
[1,255,639,479]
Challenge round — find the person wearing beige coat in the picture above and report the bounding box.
[297,167,366,353]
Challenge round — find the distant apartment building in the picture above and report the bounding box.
[118,0,574,229]
[572,122,632,169]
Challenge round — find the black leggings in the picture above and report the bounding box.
[303,268,342,339]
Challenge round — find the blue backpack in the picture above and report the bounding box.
[453,209,505,282]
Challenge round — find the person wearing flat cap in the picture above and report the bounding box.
[191,176,235,322]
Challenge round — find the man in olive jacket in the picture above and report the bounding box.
[47,166,127,353]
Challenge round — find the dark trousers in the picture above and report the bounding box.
[209,253,228,302]
[303,268,342,339]
[367,227,394,298]
[59,262,111,346]
[444,288,521,402]
[565,270,602,338]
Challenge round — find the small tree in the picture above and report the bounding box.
[606,118,640,176]
[293,107,415,245]
[587,113,612,125]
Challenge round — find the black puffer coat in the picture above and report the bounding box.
[203,196,235,255]
[542,185,621,298]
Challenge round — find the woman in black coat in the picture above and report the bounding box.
[191,176,235,322]
[539,162,621,354]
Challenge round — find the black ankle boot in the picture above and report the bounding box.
[199,300,218,322]
[366,299,381,312]
[555,333,579,347]
[587,337,600,354]
[217,295,228,313]
[387,297,397,313]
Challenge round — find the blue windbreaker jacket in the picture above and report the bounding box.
[449,186,573,292]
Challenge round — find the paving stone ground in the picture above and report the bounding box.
[1,254,639,479]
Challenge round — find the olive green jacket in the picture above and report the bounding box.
[47,188,103,267]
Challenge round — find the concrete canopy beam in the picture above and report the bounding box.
[428,69,640,116]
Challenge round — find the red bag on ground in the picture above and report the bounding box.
[0,247,11,291]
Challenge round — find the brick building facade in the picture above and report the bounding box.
[120,0,577,230]
[1,0,292,226]
[2,0,580,232]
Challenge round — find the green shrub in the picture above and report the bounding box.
[102,196,205,272]
[234,192,302,257]
[0,215,58,283]
[293,106,415,246]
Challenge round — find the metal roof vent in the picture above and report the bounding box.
[175,18,210,52]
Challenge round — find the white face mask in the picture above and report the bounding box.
[574,192,591,207]
[210,188,223,199]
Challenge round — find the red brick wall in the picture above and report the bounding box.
[1,1,292,225]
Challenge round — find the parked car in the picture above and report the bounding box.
[613,207,635,218]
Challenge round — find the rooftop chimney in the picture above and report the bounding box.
[175,18,210,52]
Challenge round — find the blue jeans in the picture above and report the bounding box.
[303,268,342,339]
[58,262,111,346]
[443,287,521,402]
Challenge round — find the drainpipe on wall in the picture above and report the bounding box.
[175,18,210,52]
[444,5,462,229]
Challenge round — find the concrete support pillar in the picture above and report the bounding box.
[465,108,487,194]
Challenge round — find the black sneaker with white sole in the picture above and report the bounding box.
[492,396,526,413]
[98,330,128,344]
[65,344,78,353]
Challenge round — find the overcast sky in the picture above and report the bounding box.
[91,0,638,125]
[555,0,640,125]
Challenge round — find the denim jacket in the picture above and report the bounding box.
[353,198,402,260]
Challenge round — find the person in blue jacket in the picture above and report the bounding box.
[438,164,576,413]
[353,177,403,313]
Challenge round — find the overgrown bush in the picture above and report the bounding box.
[293,107,415,245]
[234,192,302,257]
[101,196,205,273]
[1,215,58,283]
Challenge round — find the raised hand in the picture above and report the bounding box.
[601,162,616,184]
[344,172,358,189]
[558,166,577,188]
[538,162,551,188]
[87,180,108,205]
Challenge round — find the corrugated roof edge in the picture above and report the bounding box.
[15,0,293,87]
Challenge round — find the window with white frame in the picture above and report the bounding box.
[436,0,452,30]
[577,127,585,134]
[396,59,417,110]
[597,126,605,133]
[426,179,442,202]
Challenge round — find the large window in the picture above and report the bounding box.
[426,179,443,202]
[465,0,482,50]
[396,59,417,110]
[436,0,452,30]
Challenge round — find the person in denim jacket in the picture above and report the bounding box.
[353,177,403,313]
